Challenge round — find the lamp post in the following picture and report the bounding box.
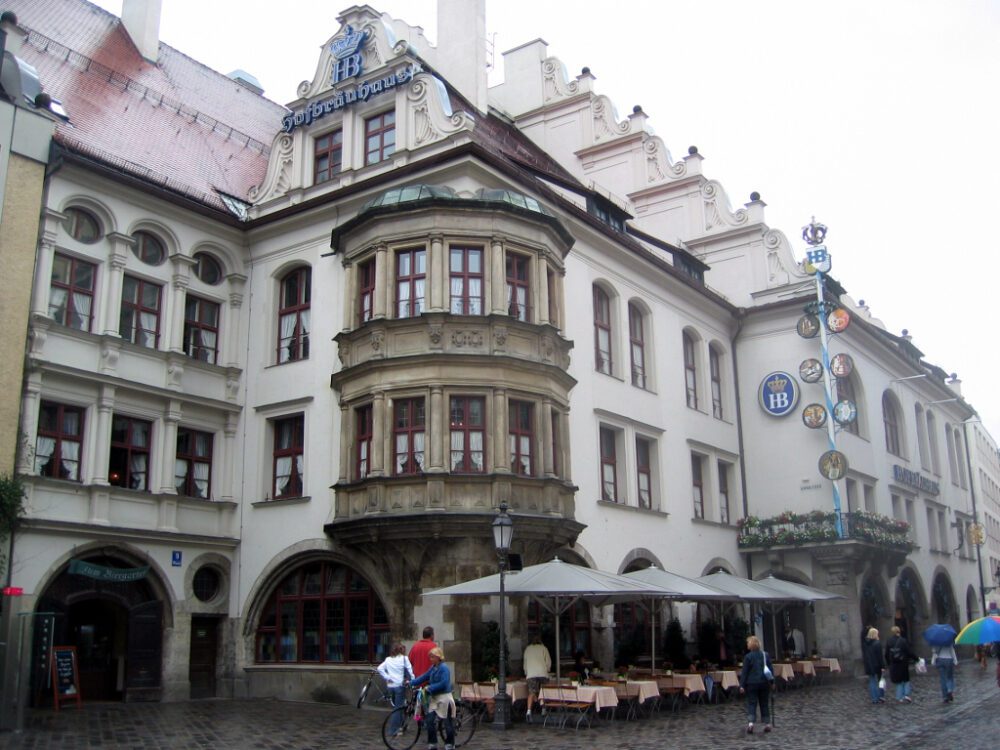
[491,501,513,730]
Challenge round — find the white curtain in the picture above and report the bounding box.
[412,432,424,470]
[129,453,148,489]
[469,279,482,314]
[470,431,484,470]
[413,279,425,315]
[34,436,56,474]
[275,456,292,495]
[48,288,67,321]
[450,431,464,469]
[278,313,297,362]
[61,440,81,480]
[138,311,157,347]
[72,292,92,329]
[193,461,210,498]
[450,278,464,314]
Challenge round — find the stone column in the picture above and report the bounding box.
[540,398,554,478]
[159,400,181,494]
[220,412,238,502]
[812,548,864,666]
[374,244,389,319]
[31,228,58,317]
[223,275,246,368]
[103,233,132,336]
[342,260,356,332]
[536,258,550,326]
[91,383,116,484]
[17,373,42,475]
[493,389,509,472]
[168,254,195,353]
[429,386,444,472]
[428,235,445,312]
[490,237,506,315]
[338,402,351,483]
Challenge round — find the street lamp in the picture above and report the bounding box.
[491,501,513,730]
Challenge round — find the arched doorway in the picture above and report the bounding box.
[31,550,166,705]
[893,568,926,640]
[860,575,890,638]
[931,573,957,627]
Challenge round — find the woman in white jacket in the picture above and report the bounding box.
[378,642,414,735]
[931,641,958,702]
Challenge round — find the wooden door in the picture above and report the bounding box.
[188,617,218,699]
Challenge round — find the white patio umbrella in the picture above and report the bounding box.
[426,557,678,682]
[623,566,730,670]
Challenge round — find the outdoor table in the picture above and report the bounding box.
[460,680,528,703]
[793,661,816,676]
[659,673,706,697]
[770,662,795,682]
[710,670,740,692]
[811,657,841,683]
[628,679,661,704]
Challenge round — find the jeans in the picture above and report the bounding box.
[936,657,955,698]
[744,683,771,723]
[867,674,883,702]
[426,710,454,748]
[894,680,912,701]
[388,686,406,733]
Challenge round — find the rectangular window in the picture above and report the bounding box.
[277,268,311,363]
[393,398,425,475]
[356,405,373,480]
[692,454,704,519]
[683,333,698,409]
[864,484,876,512]
[175,427,213,498]
[710,348,723,419]
[365,111,396,165]
[938,509,948,553]
[396,249,426,318]
[273,415,304,499]
[120,275,162,348]
[184,295,220,364]
[109,414,152,490]
[509,400,534,476]
[449,396,485,472]
[629,304,646,389]
[50,253,96,331]
[449,247,483,315]
[314,128,343,184]
[636,437,652,509]
[35,401,84,481]
[845,478,857,514]
[506,253,530,322]
[905,499,917,542]
[358,259,375,324]
[718,461,731,524]
[593,286,612,375]
[599,426,618,502]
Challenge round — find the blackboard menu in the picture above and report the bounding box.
[51,646,81,709]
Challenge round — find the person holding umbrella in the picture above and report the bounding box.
[923,623,958,703]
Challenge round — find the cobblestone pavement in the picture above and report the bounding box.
[1,666,997,750]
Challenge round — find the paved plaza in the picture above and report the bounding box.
[1,666,997,750]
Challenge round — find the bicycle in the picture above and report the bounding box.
[357,667,397,710]
[381,687,477,750]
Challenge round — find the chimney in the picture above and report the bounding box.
[121,0,162,63]
[437,0,487,113]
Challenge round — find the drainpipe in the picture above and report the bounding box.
[731,310,751,582]
[962,420,988,616]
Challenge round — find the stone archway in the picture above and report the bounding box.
[893,567,928,640]
[860,574,891,640]
[930,572,958,627]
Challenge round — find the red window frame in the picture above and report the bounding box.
[365,111,396,165]
[277,267,311,363]
[50,253,96,331]
[356,404,373,480]
[683,332,698,409]
[718,461,730,524]
[395,249,426,318]
[527,599,591,662]
[600,426,618,502]
[692,454,705,519]
[593,286,612,375]
[273,415,304,499]
[629,303,645,388]
[509,400,534,476]
[63,207,101,243]
[506,253,530,321]
[175,427,213,499]
[358,258,375,324]
[393,398,425,475]
[131,231,165,265]
[109,414,152,490]
[449,396,485,473]
[636,437,651,509]
[449,247,484,315]
[184,295,220,364]
[36,401,84,481]
[314,129,343,183]
[120,275,162,348]
[254,562,390,664]
[710,347,723,419]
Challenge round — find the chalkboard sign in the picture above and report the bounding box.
[51,646,82,710]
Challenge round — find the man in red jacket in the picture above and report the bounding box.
[409,626,437,678]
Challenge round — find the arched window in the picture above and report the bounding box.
[683,332,698,409]
[927,412,941,475]
[914,404,929,468]
[836,376,859,435]
[193,252,223,285]
[882,392,902,457]
[954,427,968,488]
[277,267,311,363]
[709,346,723,419]
[593,286,612,375]
[62,207,101,243]
[131,230,166,265]
[255,561,390,664]
[628,303,646,388]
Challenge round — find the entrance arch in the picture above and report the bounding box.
[31,548,169,705]
[892,567,928,640]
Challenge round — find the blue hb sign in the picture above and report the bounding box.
[759,371,799,417]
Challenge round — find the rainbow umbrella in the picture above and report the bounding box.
[954,615,1000,645]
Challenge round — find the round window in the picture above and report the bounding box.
[132,231,166,265]
[193,566,222,602]
[193,252,223,285]
[62,207,101,243]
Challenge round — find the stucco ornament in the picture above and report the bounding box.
[644,137,687,182]
[541,57,580,102]
[406,75,473,147]
[248,135,294,204]
[702,180,749,231]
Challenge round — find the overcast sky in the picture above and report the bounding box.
[91,0,1000,442]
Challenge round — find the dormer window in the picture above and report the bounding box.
[587,196,626,232]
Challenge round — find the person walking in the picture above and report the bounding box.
[930,641,957,702]
[522,632,551,722]
[738,635,774,734]
[409,626,437,683]
[862,627,886,704]
[378,642,413,736]
[884,625,916,703]
[412,647,455,750]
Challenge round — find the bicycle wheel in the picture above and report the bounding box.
[452,702,477,748]
[356,679,371,709]
[382,706,420,750]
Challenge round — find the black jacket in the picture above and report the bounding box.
[885,635,915,683]
[862,637,884,676]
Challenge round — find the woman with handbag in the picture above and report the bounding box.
[884,626,916,703]
[862,627,886,704]
[738,635,774,734]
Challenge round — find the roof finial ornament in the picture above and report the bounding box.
[802,216,827,246]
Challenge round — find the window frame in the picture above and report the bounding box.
[364,111,396,165]
[882,392,902,457]
[314,128,344,184]
[193,252,223,285]
[272,414,305,499]
[120,275,162,349]
[62,207,101,243]
[448,247,484,316]
[506,253,531,322]
[683,332,698,410]
[691,453,705,519]
[358,258,375,324]
[599,426,619,502]
[355,404,373,481]
[709,347,723,419]
[636,436,652,509]
[175,427,213,499]
[629,303,646,389]
[836,376,859,435]
[393,397,426,476]
[449,396,486,473]
[593,286,612,375]
[277,267,311,363]
[35,401,85,481]
[50,252,96,332]
[718,460,731,524]
[395,249,426,318]
[509,400,534,477]
[109,414,153,491]
[184,294,221,364]
[131,230,166,265]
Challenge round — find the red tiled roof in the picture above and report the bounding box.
[5,0,287,213]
